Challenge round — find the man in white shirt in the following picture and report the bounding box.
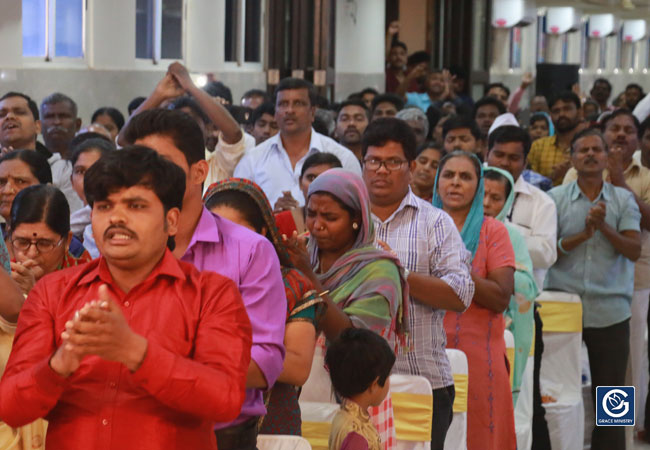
[486,125,557,287]
[234,78,360,211]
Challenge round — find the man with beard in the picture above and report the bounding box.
[527,91,584,185]
[546,129,641,450]
[334,100,369,160]
[590,78,613,113]
[397,68,462,113]
[234,78,360,212]
[385,41,408,93]
[474,97,507,146]
[371,94,404,121]
[0,147,253,449]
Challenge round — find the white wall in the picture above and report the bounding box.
[334,0,386,100]
[0,0,267,121]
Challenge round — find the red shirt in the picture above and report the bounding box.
[0,250,252,450]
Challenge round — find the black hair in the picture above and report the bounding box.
[601,108,642,138]
[300,152,343,180]
[626,83,644,94]
[362,118,417,162]
[70,138,115,168]
[226,105,252,125]
[442,115,481,141]
[593,78,612,92]
[438,150,482,181]
[0,92,39,120]
[122,109,205,166]
[274,78,317,106]
[488,125,532,159]
[314,95,330,110]
[484,82,511,98]
[407,51,430,67]
[549,91,581,110]
[570,128,608,154]
[449,65,468,80]
[390,41,407,52]
[204,81,233,104]
[312,115,331,136]
[371,93,404,113]
[168,96,210,125]
[473,96,507,118]
[205,190,265,234]
[91,107,126,131]
[249,102,276,126]
[69,132,112,152]
[0,149,52,184]
[416,141,444,157]
[360,87,379,98]
[325,328,396,398]
[337,99,371,121]
[241,89,269,103]
[128,97,146,115]
[41,92,77,117]
[529,113,550,126]
[484,170,512,199]
[11,185,70,237]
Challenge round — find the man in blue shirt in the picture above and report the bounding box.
[545,128,641,450]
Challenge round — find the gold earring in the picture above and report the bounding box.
[352,223,359,230]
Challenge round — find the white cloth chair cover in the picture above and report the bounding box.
[300,339,335,403]
[257,435,312,450]
[514,355,534,450]
[299,401,339,450]
[537,290,584,450]
[504,330,515,388]
[390,374,433,450]
[444,349,468,450]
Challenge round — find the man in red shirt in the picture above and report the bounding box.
[0,146,252,450]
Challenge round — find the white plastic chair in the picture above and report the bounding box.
[390,374,433,450]
[504,329,515,388]
[536,290,584,450]
[444,349,468,450]
[257,435,312,450]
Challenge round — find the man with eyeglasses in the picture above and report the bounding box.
[361,118,474,450]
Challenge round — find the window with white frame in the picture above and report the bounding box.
[136,0,183,61]
[224,0,262,64]
[22,0,84,59]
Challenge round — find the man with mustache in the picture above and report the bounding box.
[361,118,474,450]
[0,146,253,449]
[334,100,370,160]
[39,93,84,212]
[563,110,650,434]
[590,78,613,113]
[527,91,585,186]
[545,128,641,450]
[234,78,360,213]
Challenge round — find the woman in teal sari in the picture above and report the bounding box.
[483,166,538,406]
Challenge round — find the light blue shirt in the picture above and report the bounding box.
[544,181,641,328]
[233,129,361,207]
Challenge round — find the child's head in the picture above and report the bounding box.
[325,328,396,407]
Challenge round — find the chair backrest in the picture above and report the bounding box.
[504,329,515,388]
[390,374,433,443]
[300,401,339,450]
[300,335,335,403]
[257,435,312,450]
[535,290,583,333]
[445,348,468,414]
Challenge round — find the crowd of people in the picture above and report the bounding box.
[0,33,648,450]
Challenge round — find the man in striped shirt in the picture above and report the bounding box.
[361,118,474,450]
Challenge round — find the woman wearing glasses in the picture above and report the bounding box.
[8,185,91,296]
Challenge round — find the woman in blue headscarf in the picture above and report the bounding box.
[433,151,516,450]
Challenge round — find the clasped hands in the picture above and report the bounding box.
[585,201,607,237]
[50,284,148,378]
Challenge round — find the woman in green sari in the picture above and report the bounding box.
[483,166,538,406]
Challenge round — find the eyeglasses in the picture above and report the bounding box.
[11,236,64,254]
[363,158,409,171]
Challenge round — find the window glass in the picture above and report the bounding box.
[225,0,239,62]
[22,0,47,57]
[161,0,182,59]
[244,0,261,62]
[55,0,83,57]
[136,0,154,58]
